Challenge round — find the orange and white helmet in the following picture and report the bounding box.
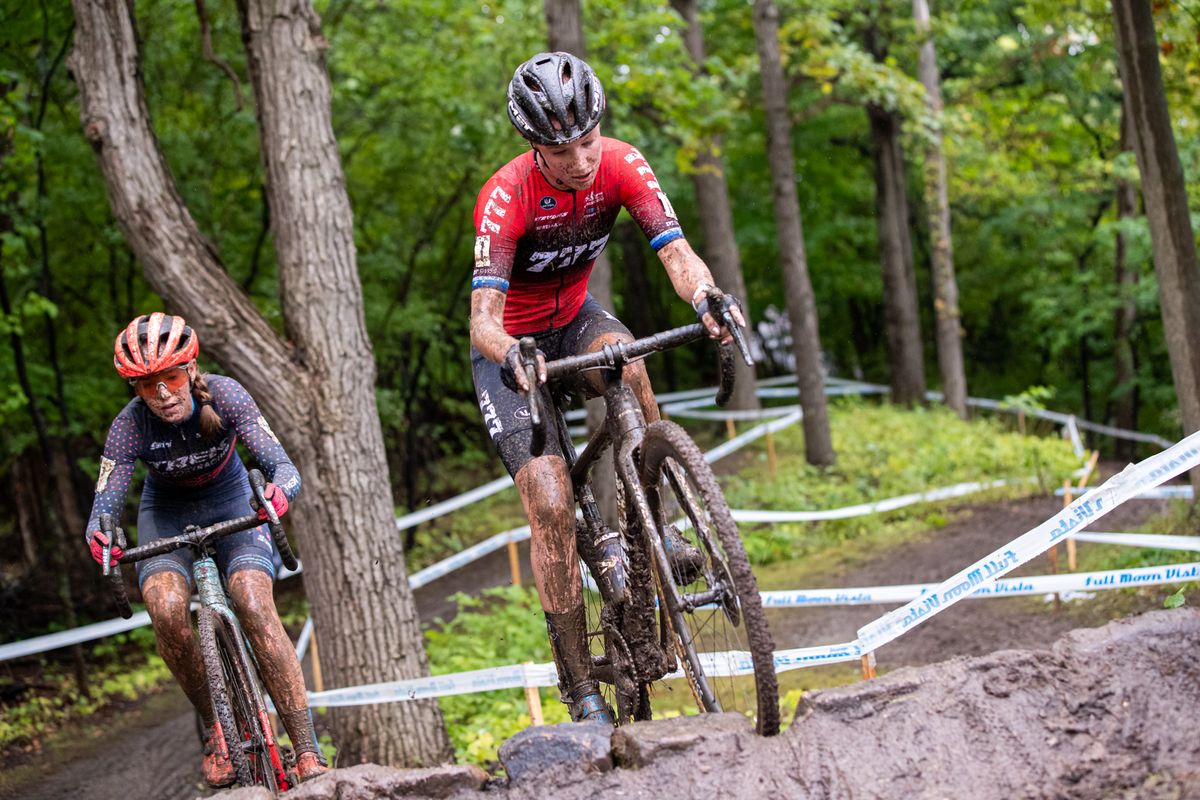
[113,313,199,378]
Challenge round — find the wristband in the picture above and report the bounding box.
[691,282,714,310]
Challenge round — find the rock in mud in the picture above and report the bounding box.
[611,712,752,768]
[251,763,486,799]
[498,719,613,783]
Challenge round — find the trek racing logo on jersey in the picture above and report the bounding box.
[527,234,611,273]
[479,185,513,236]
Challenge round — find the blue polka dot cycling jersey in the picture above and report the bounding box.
[85,374,301,536]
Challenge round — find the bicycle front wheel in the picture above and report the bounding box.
[640,419,780,735]
[198,608,288,790]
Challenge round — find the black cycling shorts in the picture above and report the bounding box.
[472,294,631,477]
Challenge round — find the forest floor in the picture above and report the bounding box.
[3,483,1189,800]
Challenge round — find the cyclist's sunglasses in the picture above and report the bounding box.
[129,366,191,397]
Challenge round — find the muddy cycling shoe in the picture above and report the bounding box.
[662,525,706,586]
[295,751,330,782]
[576,523,628,604]
[568,681,615,724]
[202,720,236,788]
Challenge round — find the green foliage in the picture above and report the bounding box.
[0,629,171,749]
[725,399,1080,565]
[1163,587,1185,610]
[425,586,569,765]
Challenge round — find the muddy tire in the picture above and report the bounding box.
[639,420,780,736]
[198,608,286,790]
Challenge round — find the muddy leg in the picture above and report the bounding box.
[582,332,660,423]
[516,455,581,613]
[227,570,318,755]
[143,571,213,725]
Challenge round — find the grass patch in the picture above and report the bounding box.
[0,624,171,753]
[724,398,1080,567]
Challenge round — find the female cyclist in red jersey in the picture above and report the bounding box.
[85,313,328,785]
[469,52,745,723]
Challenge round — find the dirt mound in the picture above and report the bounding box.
[250,608,1200,800]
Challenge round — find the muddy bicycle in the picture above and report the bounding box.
[516,293,780,735]
[100,469,298,790]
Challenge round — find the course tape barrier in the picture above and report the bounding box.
[0,603,198,663]
[1070,531,1200,551]
[729,479,1013,523]
[760,561,1200,608]
[856,429,1200,652]
[1055,484,1193,500]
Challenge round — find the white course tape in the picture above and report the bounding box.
[730,479,1012,523]
[0,603,198,663]
[703,410,803,464]
[856,430,1200,652]
[408,525,531,589]
[395,475,513,531]
[1071,532,1200,551]
[761,562,1200,608]
[294,616,314,661]
[1055,484,1193,500]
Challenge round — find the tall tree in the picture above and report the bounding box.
[864,21,926,406]
[1111,101,1140,461]
[750,0,834,466]
[911,0,966,418]
[669,0,759,410]
[544,0,619,524]
[1111,0,1200,490]
[69,0,451,765]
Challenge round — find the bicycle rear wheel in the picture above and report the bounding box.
[198,608,289,790]
[639,420,780,735]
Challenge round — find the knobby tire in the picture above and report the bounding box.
[640,420,780,736]
[198,608,287,790]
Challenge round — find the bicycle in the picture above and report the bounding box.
[100,469,300,790]
[516,292,780,735]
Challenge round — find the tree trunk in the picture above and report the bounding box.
[70,0,451,765]
[912,0,967,418]
[1112,101,1140,461]
[12,454,43,570]
[1112,0,1200,494]
[544,0,585,55]
[670,0,759,410]
[867,104,926,405]
[541,0,618,524]
[751,0,833,466]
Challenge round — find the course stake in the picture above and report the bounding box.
[310,629,324,693]
[766,429,778,478]
[860,651,877,680]
[726,418,737,441]
[522,662,544,725]
[508,539,522,587]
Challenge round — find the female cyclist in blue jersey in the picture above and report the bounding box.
[85,313,327,786]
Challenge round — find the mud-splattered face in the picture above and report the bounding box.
[135,361,197,424]
[533,125,602,192]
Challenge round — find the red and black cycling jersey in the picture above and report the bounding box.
[472,136,684,335]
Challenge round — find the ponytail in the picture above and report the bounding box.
[192,372,225,439]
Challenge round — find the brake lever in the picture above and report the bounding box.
[724,310,755,368]
[248,468,280,526]
[519,337,543,427]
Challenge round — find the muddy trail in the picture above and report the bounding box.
[6,490,1182,800]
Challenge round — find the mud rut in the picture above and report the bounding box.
[12,491,1174,800]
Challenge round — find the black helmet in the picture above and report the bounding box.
[507,52,605,146]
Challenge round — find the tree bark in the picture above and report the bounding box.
[544,0,585,55]
[70,0,450,765]
[1112,0,1200,493]
[912,0,967,418]
[1112,101,1140,461]
[751,0,833,466]
[867,103,927,405]
[670,0,759,410]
